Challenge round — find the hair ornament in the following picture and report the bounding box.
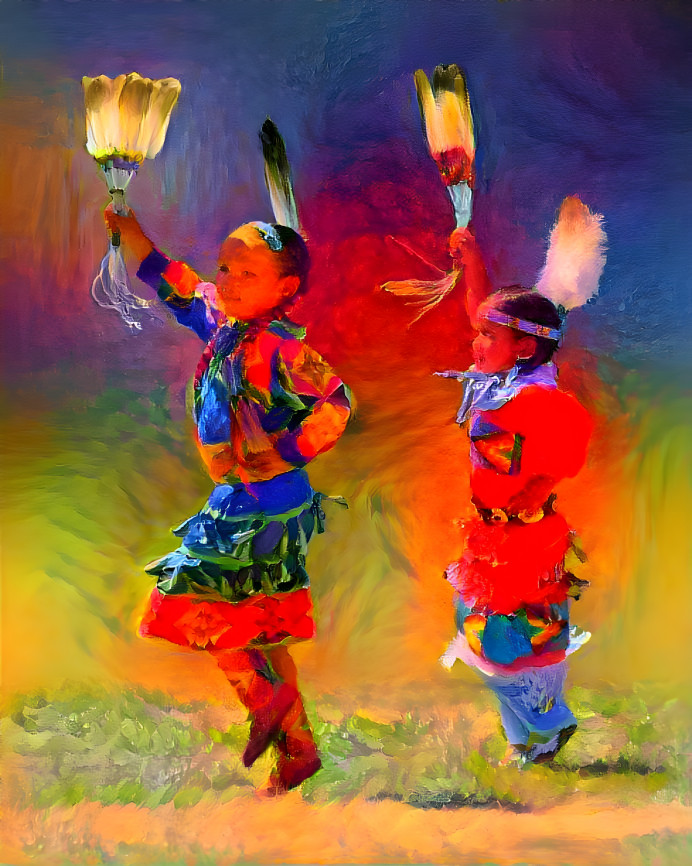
[484,309,561,342]
[252,221,284,252]
[260,118,301,233]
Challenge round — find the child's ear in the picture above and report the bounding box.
[516,334,537,360]
[278,274,300,298]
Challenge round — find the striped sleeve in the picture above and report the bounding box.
[137,249,216,341]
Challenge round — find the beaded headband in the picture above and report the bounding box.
[484,308,561,342]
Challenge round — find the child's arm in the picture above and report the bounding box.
[197,338,352,485]
[272,341,352,466]
[104,206,214,341]
[449,226,493,328]
[471,387,593,514]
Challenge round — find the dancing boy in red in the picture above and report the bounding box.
[440,228,593,764]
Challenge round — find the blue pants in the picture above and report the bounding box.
[476,661,577,760]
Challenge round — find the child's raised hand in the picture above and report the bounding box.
[447,225,494,322]
[448,226,475,263]
[104,204,154,261]
[104,201,134,235]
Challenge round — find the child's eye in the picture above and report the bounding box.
[218,264,229,273]
[241,271,255,278]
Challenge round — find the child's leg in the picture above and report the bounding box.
[208,646,299,768]
[266,645,317,753]
[264,644,321,792]
[479,662,577,761]
[494,696,531,750]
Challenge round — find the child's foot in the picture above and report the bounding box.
[268,752,322,795]
[528,724,577,765]
[261,737,322,796]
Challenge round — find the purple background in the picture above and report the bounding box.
[1,0,691,377]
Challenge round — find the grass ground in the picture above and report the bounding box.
[2,681,691,865]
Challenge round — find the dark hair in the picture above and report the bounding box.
[271,224,310,295]
[491,285,562,367]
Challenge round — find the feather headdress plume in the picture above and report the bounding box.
[536,196,607,311]
[260,118,300,232]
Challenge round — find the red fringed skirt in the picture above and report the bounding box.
[447,512,574,615]
[139,587,315,650]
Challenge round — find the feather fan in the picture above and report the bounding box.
[414,64,475,188]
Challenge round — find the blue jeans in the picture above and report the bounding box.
[476,661,577,760]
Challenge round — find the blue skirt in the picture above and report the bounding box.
[145,469,324,603]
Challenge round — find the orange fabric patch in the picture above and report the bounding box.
[243,331,283,394]
[463,613,486,656]
[162,260,200,298]
[474,432,521,474]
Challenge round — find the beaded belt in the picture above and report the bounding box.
[476,494,556,525]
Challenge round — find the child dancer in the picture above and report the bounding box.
[384,65,603,764]
[439,225,595,764]
[105,152,351,792]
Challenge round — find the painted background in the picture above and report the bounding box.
[1,1,691,863]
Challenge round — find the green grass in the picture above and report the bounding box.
[2,681,689,812]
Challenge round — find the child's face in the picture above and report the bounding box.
[214,225,299,320]
[472,302,534,374]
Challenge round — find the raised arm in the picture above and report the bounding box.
[448,226,494,328]
[104,205,214,340]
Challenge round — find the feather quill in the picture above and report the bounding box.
[260,118,300,231]
[535,196,607,310]
[381,64,475,322]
